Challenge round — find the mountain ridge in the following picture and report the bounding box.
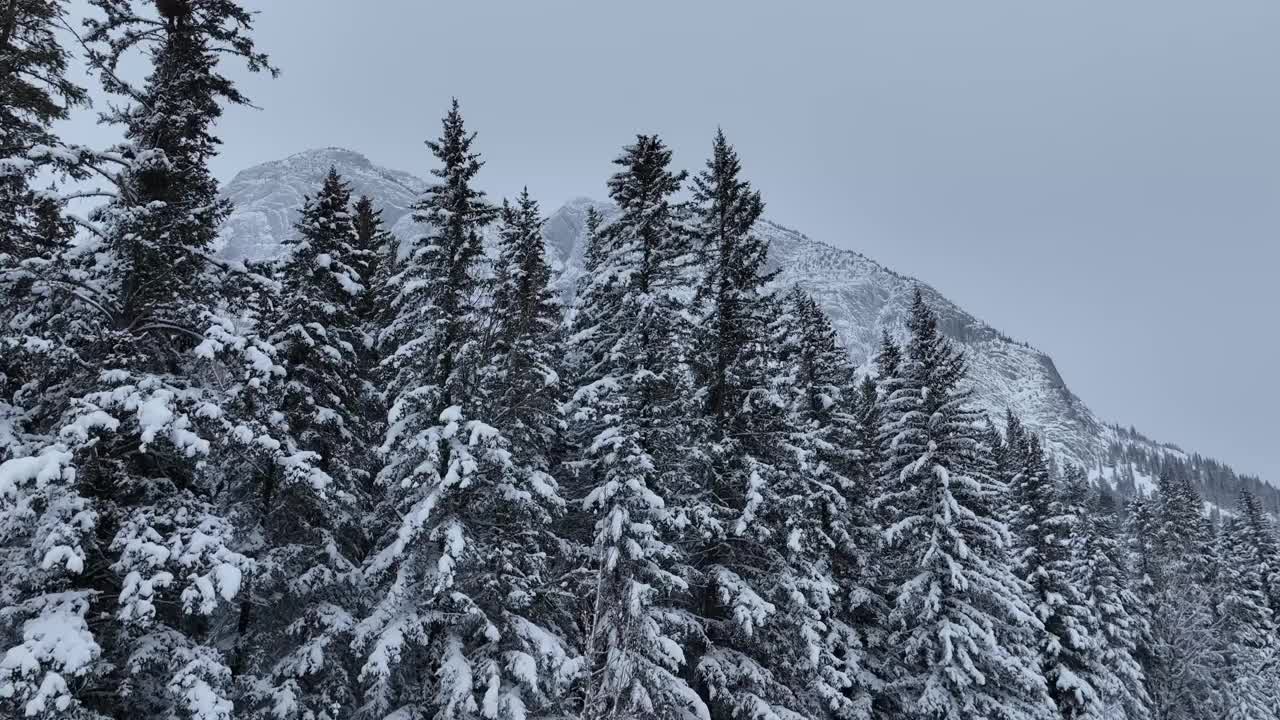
[217,147,1274,511]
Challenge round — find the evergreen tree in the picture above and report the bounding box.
[1133,470,1223,719]
[564,134,705,720]
[481,187,581,715]
[1214,496,1280,719]
[683,129,787,718]
[1230,489,1280,628]
[873,329,901,383]
[0,0,87,262]
[274,167,369,489]
[689,129,772,432]
[352,194,399,358]
[875,290,1052,720]
[232,168,373,719]
[357,101,575,720]
[0,1,292,717]
[0,0,86,464]
[1068,472,1151,720]
[770,286,888,719]
[485,189,563,464]
[1007,433,1106,718]
[680,132,884,719]
[350,193,399,496]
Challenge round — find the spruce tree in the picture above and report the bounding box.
[1068,471,1151,719]
[351,193,399,493]
[352,193,399,359]
[993,410,1027,489]
[683,129,785,717]
[357,101,575,720]
[680,132,883,719]
[1,1,296,717]
[1008,432,1106,718]
[873,329,901,383]
[689,129,772,432]
[0,0,86,465]
[1133,470,1223,718]
[770,286,888,719]
[1214,496,1280,719]
[564,134,705,720]
[0,0,87,262]
[484,189,563,464]
[1230,489,1280,627]
[273,168,369,487]
[227,168,374,718]
[875,290,1052,720]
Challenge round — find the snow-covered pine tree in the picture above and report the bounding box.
[1007,430,1106,718]
[1065,468,1151,720]
[679,131,878,719]
[683,128,781,716]
[768,285,888,719]
[227,167,373,719]
[0,1,100,694]
[350,194,399,498]
[1214,495,1280,719]
[689,129,772,435]
[875,290,1053,720]
[273,167,369,491]
[479,187,581,710]
[357,101,575,720]
[563,134,706,720]
[1230,489,1280,631]
[1133,469,1223,718]
[993,410,1027,490]
[352,194,399,361]
[0,0,87,463]
[484,189,564,468]
[0,0,86,262]
[0,2,308,717]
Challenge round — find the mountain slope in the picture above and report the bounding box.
[218,148,1273,509]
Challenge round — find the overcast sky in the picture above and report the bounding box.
[59,0,1279,481]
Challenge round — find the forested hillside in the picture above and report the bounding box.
[2,2,1278,719]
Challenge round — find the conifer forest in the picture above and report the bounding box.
[2,2,1278,719]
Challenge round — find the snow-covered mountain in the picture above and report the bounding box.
[217,147,1271,506]
[217,147,426,262]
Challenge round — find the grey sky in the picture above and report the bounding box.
[58,0,1279,481]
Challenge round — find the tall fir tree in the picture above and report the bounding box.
[1067,470,1151,720]
[1007,430,1106,718]
[0,0,87,262]
[0,1,295,717]
[563,134,706,720]
[351,194,399,361]
[231,168,373,719]
[273,168,369,489]
[357,101,575,720]
[875,290,1052,720]
[771,286,888,719]
[484,189,564,466]
[680,132,883,719]
[683,129,783,717]
[1229,489,1280,629]
[0,0,87,465]
[350,193,399,494]
[481,187,581,714]
[1214,495,1280,719]
[1132,470,1223,718]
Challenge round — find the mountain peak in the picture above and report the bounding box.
[218,147,424,262]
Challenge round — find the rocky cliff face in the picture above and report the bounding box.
[218,148,1269,502]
